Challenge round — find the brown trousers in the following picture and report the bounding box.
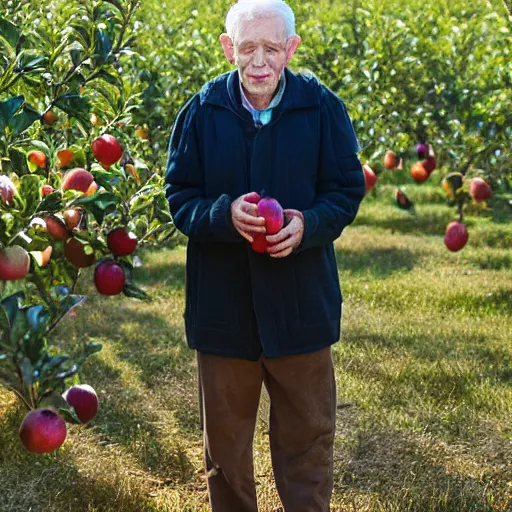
[197,347,336,512]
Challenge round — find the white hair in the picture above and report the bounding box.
[225,0,296,41]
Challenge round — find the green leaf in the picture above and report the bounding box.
[56,363,78,380]
[82,341,102,360]
[72,191,120,210]
[23,334,45,366]
[9,104,40,137]
[71,24,91,50]
[25,305,50,335]
[29,140,51,155]
[36,190,63,213]
[93,27,112,66]
[18,174,43,213]
[39,394,81,423]
[1,292,24,332]
[40,355,70,376]
[54,94,91,127]
[17,54,48,73]
[21,357,33,387]
[123,281,151,301]
[58,294,86,317]
[0,96,24,132]
[0,17,21,50]
[8,147,30,176]
[103,0,124,13]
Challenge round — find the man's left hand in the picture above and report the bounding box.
[266,209,304,258]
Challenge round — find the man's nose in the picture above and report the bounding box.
[252,47,266,66]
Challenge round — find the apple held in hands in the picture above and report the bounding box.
[249,195,284,254]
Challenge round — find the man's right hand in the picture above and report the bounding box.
[231,192,266,243]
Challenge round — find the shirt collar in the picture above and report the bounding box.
[239,72,287,125]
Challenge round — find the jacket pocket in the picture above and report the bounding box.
[293,246,341,327]
[194,245,239,333]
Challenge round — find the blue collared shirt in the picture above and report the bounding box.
[239,72,287,126]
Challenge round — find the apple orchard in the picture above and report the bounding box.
[1,0,511,458]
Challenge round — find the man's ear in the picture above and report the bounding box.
[285,35,301,65]
[219,33,235,64]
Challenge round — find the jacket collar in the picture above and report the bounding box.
[199,67,320,114]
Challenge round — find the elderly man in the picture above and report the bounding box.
[165,0,365,510]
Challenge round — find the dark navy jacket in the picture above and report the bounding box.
[165,68,365,360]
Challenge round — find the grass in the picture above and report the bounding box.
[1,190,511,512]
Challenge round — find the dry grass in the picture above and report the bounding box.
[1,198,512,511]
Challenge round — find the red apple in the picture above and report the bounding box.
[362,164,378,193]
[410,162,429,183]
[416,142,429,159]
[92,134,123,167]
[94,260,125,295]
[27,150,47,168]
[0,245,30,280]
[41,184,55,197]
[42,111,57,126]
[256,196,284,235]
[469,177,492,202]
[251,233,269,254]
[63,208,82,231]
[444,222,469,252]
[383,150,397,170]
[107,227,138,256]
[422,156,436,174]
[0,175,16,204]
[45,215,69,240]
[64,238,95,268]
[395,189,413,210]
[62,168,94,194]
[19,408,67,454]
[62,384,98,423]
[57,149,74,167]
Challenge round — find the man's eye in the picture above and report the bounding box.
[266,48,277,53]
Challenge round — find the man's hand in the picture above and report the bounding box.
[231,192,266,243]
[266,209,304,258]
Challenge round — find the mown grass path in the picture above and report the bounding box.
[1,196,511,511]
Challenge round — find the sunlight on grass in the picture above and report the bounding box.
[1,217,511,510]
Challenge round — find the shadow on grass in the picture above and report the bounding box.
[353,207,452,236]
[335,246,419,278]
[345,330,512,388]
[334,428,504,511]
[81,356,198,483]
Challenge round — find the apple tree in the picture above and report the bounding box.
[0,0,174,453]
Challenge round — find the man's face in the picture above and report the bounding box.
[233,16,288,100]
